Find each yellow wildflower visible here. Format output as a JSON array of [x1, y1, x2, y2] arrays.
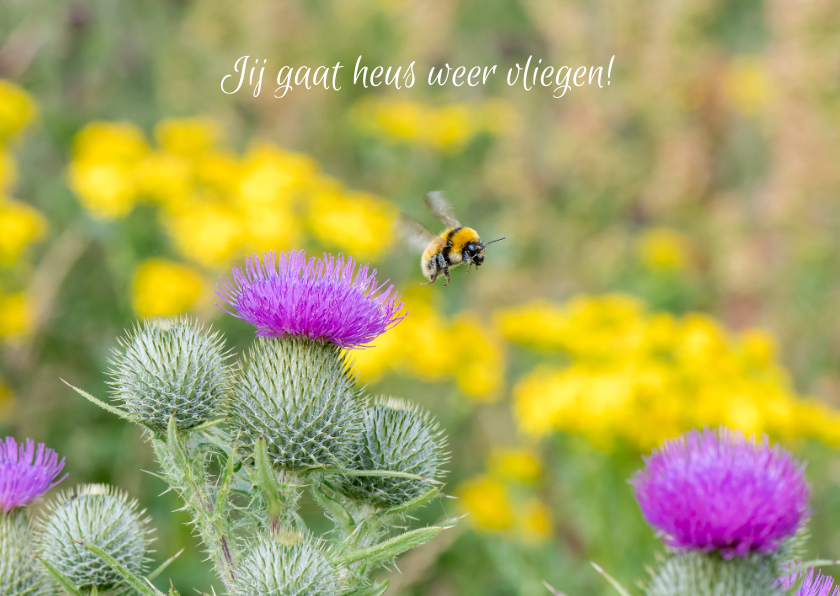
[[154, 117, 218, 158], [449, 313, 505, 402], [0, 80, 37, 142], [195, 151, 242, 196], [132, 259, 205, 318], [134, 152, 193, 208], [307, 188, 396, 260], [428, 103, 475, 150], [517, 499, 553, 544], [68, 160, 138, 219], [0, 292, 34, 338], [0, 197, 47, 265], [72, 121, 149, 164], [237, 142, 317, 207], [488, 448, 542, 483], [458, 476, 514, 531], [721, 56, 770, 116], [637, 228, 691, 272], [352, 291, 506, 400], [507, 295, 834, 450], [164, 199, 245, 268], [352, 97, 509, 152]]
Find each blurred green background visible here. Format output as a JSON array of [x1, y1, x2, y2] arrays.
[[3, 0, 840, 594]]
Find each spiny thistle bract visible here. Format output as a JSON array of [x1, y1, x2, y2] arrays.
[[39, 484, 150, 592], [233, 337, 365, 470], [232, 532, 341, 596], [109, 316, 232, 434], [0, 511, 48, 596], [338, 397, 448, 508], [645, 551, 792, 596]]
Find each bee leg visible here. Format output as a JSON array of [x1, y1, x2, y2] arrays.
[[420, 276, 437, 286], [442, 267, 451, 287], [466, 262, 473, 274]]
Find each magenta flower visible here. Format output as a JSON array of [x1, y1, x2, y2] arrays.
[[630, 427, 809, 559], [217, 250, 405, 349], [0, 437, 67, 513], [778, 565, 839, 596]]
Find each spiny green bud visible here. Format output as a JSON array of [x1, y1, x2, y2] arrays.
[[232, 532, 341, 596], [645, 550, 785, 596], [338, 397, 448, 508], [0, 510, 49, 596], [233, 337, 364, 470], [39, 484, 150, 592], [109, 316, 232, 434]]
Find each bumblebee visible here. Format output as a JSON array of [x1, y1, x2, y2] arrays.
[[397, 191, 505, 286]]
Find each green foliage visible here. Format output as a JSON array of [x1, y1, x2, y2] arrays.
[[338, 397, 448, 508], [232, 337, 364, 470], [0, 511, 49, 596], [109, 317, 232, 434], [39, 484, 150, 592], [232, 533, 341, 596]]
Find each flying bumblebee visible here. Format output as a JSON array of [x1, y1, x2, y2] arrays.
[[396, 191, 505, 286]]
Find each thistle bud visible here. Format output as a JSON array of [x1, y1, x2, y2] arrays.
[[232, 533, 340, 596], [338, 397, 448, 508], [110, 316, 231, 434], [233, 337, 364, 470], [0, 511, 48, 596], [645, 551, 784, 596], [39, 484, 150, 591]]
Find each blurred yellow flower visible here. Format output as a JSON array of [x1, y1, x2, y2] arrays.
[[458, 476, 514, 531], [154, 118, 218, 158], [0, 292, 34, 338], [307, 188, 396, 260], [135, 152, 193, 208], [352, 292, 506, 400], [68, 160, 138, 220], [488, 448, 542, 483], [637, 227, 691, 272], [132, 259, 205, 318], [0, 80, 37, 143], [0, 197, 47, 265], [72, 121, 149, 164], [722, 56, 770, 116], [517, 499, 553, 544], [352, 97, 515, 152], [238, 143, 317, 207], [449, 314, 505, 402], [164, 200, 245, 268], [503, 295, 840, 450]]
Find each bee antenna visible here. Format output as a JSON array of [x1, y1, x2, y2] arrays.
[[484, 237, 506, 246]]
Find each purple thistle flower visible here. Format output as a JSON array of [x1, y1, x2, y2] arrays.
[[217, 250, 406, 349], [778, 564, 840, 596], [630, 427, 810, 559], [0, 437, 67, 513]]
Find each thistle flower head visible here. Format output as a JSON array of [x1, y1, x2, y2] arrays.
[[232, 533, 341, 596], [109, 316, 232, 434], [338, 397, 449, 508], [217, 250, 405, 349], [778, 564, 840, 596], [39, 484, 150, 591], [631, 427, 809, 559], [0, 437, 66, 513]]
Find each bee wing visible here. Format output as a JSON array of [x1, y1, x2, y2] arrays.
[[424, 191, 461, 228], [395, 211, 438, 253]]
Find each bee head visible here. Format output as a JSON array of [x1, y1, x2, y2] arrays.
[[466, 242, 485, 265]]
